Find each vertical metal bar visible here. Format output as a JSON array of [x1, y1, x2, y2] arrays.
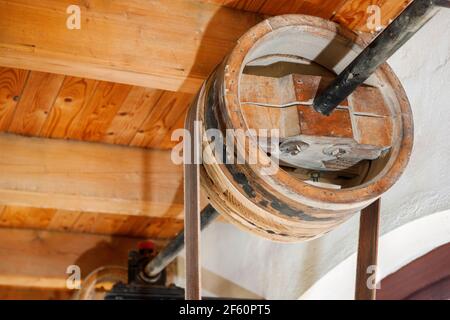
[[144, 205, 219, 278], [313, 0, 440, 115], [355, 198, 381, 300], [184, 99, 202, 300]]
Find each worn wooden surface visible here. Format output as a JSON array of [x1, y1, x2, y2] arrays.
[[0, 286, 73, 300], [0, 133, 184, 218], [198, 15, 412, 242], [0, 0, 414, 296], [334, 0, 411, 32], [0, 0, 263, 93], [207, 0, 410, 31], [0, 205, 184, 240], [184, 102, 202, 300], [355, 199, 380, 300], [240, 72, 392, 172], [207, 0, 347, 19], [0, 227, 142, 289], [0, 68, 193, 150], [0, 1, 410, 93]]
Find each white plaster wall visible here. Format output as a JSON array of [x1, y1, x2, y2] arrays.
[[300, 210, 450, 299], [193, 10, 450, 299]]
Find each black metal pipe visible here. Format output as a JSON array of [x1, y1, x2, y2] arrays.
[[436, 0, 450, 8], [313, 0, 441, 115], [144, 204, 220, 278]]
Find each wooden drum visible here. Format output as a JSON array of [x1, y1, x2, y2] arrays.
[[192, 15, 413, 242]]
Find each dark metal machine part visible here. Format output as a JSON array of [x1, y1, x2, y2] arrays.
[[313, 0, 444, 115], [106, 233, 246, 300], [105, 283, 246, 300], [106, 241, 185, 300], [105, 283, 186, 300]]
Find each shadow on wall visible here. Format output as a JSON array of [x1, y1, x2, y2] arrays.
[[74, 237, 136, 279]]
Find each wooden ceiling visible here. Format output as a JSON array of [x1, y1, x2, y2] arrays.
[[0, 0, 410, 297], [0, 68, 191, 150]]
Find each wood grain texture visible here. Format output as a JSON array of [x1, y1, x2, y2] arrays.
[[0, 68, 29, 130], [207, 0, 348, 18], [0, 205, 183, 240], [241, 104, 300, 138], [297, 105, 353, 138], [8, 71, 64, 135], [0, 285, 73, 300], [130, 91, 194, 149], [334, 0, 411, 32], [207, 0, 411, 32], [102, 87, 163, 145], [0, 69, 191, 150], [0, 227, 140, 289], [40, 76, 99, 139], [0, 133, 184, 218], [66, 81, 133, 142], [0, 0, 263, 93], [0, 1, 409, 95], [184, 103, 202, 300], [355, 198, 380, 300]]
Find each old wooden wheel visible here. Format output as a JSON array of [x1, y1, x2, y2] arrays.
[[191, 15, 413, 243]]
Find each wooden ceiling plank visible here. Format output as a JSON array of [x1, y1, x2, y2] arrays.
[[0, 0, 410, 95], [0, 133, 184, 218], [0, 0, 263, 93], [220, 0, 268, 12], [7, 71, 64, 136], [92, 214, 130, 236], [260, 0, 308, 16], [102, 87, 164, 146], [0, 285, 73, 300], [0, 67, 189, 150], [0, 206, 55, 229], [0, 68, 29, 131], [0, 205, 184, 239], [205, 0, 346, 19], [71, 213, 99, 234], [65, 81, 133, 142], [298, 0, 348, 19], [39, 76, 99, 139], [130, 91, 194, 149], [333, 0, 411, 32], [47, 209, 81, 232], [0, 227, 139, 289]]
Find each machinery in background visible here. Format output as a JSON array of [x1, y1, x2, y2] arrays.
[[105, 241, 185, 300]]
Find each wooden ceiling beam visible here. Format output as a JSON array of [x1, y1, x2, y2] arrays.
[[204, 0, 410, 32], [0, 1, 410, 94], [0, 227, 139, 289], [0, 0, 262, 93], [0, 206, 185, 240], [0, 133, 184, 218]]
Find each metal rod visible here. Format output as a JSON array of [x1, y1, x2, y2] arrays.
[[436, 0, 450, 8], [144, 204, 220, 278], [355, 199, 381, 300], [313, 0, 440, 115]]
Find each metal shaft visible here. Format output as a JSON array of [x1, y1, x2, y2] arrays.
[[144, 204, 220, 278], [313, 0, 441, 115]]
